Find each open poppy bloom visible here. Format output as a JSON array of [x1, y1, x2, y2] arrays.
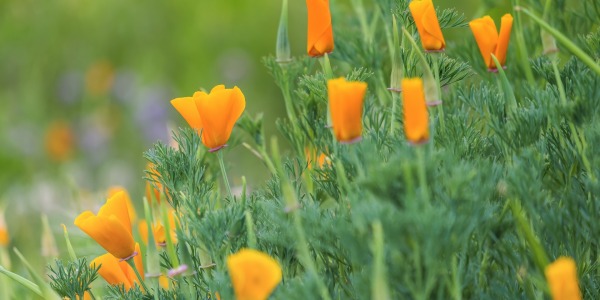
[[171, 85, 245, 152], [91, 243, 144, 291], [306, 0, 334, 57], [107, 186, 137, 222], [74, 191, 136, 260], [227, 249, 282, 300], [327, 78, 368, 144], [409, 0, 446, 51], [545, 257, 582, 300], [469, 14, 513, 71], [402, 78, 429, 144]]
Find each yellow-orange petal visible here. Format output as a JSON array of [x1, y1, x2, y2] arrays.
[[327, 78, 368, 143], [469, 16, 499, 69], [227, 249, 282, 300], [75, 212, 135, 259], [171, 94, 203, 130], [409, 0, 446, 51], [98, 191, 133, 235], [91, 253, 133, 290], [194, 86, 246, 150], [107, 186, 137, 223], [402, 78, 429, 143], [545, 257, 582, 300], [306, 0, 334, 57], [495, 14, 513, 68]]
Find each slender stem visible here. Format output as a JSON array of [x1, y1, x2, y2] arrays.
[[217, 151, 233, 200], [126, 259, 150, 294], [244, 210, 257, 249], [517, 6, 600, 76], [415, 146, 430, 206], [320, 53, 334, 79], [431, 54, 445, 131]]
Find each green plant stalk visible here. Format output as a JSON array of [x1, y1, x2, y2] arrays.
[[126, 258, 150, 294], [415, 146, 430, 206], [510, 0, 536, 85], [270, 137, 332, 300], [217, 150, 233, 200], [371, 221, 390, 300], [13, 248, 60, 299], [0, 265, 42, 297], [431, 53, 446, 131], [350, 0, 370, 45], [508, 198, 550, 273], [244, 210, 257, 249], [548, 55, 594, 180], [61, 224, 77, 261], [516, 6, 600, 76], [161, 202, 179, 268], [142, 199, 160, 300], [491, 54, 518, 114]]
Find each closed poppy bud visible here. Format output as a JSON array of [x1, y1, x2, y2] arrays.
[[227, 249, 282, 300], [194, 85, 246, 152], [409, 0, 446, 51], [327, 78, 368, 144], [469, 14, 513, 71], [74, 191, 136, 259], [545, 257, 582, 300], [306, 0, 334, 57], [402, 78, 429, 144]]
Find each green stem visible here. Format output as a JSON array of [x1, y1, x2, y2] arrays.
[[126, 258, 150, 294], [511, 0, 536, 85], [371, 221, 390, 300], [217, 151, 233, 200], [320, 53, 334, 79], [517, 6, 600, 76], [431, 54, 445, 131], [415, 146, 430, 206], [244, 211, 257, 249], [508, 198, 550, 272]]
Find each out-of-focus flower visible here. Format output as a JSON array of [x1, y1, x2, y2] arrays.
[[306, 0, 334, 57], [45, 121, 75, 162], [138, 210, 178, 246], [227, 249, 282, 300], [56, 71, 84, 104], [91, 243, 144, 291], [469, 14, 513, 71], [135, 86, 171, 143], [145, 163, 164, 204], [545, 257, 582, 300], [327, 78, 368, 144], [107, 186, 137, 222], [0, 208, 8, 247], [402, 78, 429, 144], [74, 191, 136, 259], [86, 60, 115, 96], [305, 147, 330, 169], [409, 0, 445, 51], [171, 85, 246, 152]]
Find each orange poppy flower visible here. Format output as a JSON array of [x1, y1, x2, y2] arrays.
[[469, 14, 513, 70], [545, 257, 582, 300], [402, 78, 429, 144], [107, 186, 137, 222], [45, 121, 75, 162], [306, 0, 334, 57], [327, 78, 368, 143], [0, 208, 8, 247], [409, 0, 446, 51], [74, 191, 136, 259], [91, 243, 144, 290], [138, 210, 178, 246], [171, 85, 245, 152], [227, 249, 282, 300], [145, 163, 164, 204]]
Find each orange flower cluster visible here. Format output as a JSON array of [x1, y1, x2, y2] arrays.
[[409, 0, 445, 51], [327, 78, 368, 144], [469, 14, 514, 71], [306, 0, 334, 57]]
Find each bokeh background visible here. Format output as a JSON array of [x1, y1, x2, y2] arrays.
[[0, 0, 495, 269]]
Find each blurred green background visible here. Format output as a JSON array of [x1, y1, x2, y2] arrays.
[[0, 0, 492, 269]]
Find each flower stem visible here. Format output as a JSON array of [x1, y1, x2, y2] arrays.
[[217, 150, 233, 200], [415, 146, 430, 206], [431, 53, 445, 131], [126, 258, 150, 294]]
